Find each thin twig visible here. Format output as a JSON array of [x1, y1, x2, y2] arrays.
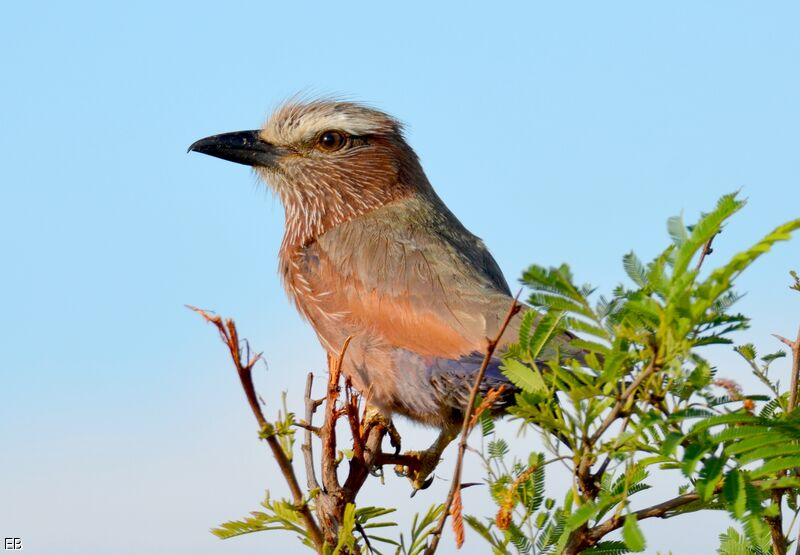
[[302, 373, 321, 492], [591, 416, 630, 486], [344, 377, 365, 461], [354, 521, 373, 553], [695, 232, 718, 272], [587, 361, 657, 447], [188, 306, 324, 552], [424, 294, 522, 555], [773, 325, 800, 412], [295, 421, 322, 435]]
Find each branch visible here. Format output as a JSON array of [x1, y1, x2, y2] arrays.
[[587, 360, 657, 447], [694, 232, 718, 272], [767, 489, 787, 555], [320, 338, 352, 494], [590, 416, 630, 489], [773, 325, 800, 412], [302, 373, 321, 493], [587, 490, 703, 543], [425, 294, 522, 555], [188, 306, 324, 552]]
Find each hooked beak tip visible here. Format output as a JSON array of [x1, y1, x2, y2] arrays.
[[188, 130, 278, 168]]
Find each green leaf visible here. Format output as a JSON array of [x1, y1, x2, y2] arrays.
[[697, 456, 726, 501], [517, 309, 536, 350], [673, 193, 744, 277], [622, 514, 646, 552], [566, 500, 598, 529], [750, 456, 800, 479], [622, 251, 648, 288], [736, 443, 800, 466], [501, 358, 546, 395], [717, 527, 750, 555], [528, 310, 566, 360], [698, 216, 800, 314], [661, 431, 683, 457], [667, 214, 689, 248], [722, 470, 747, 519], [479, 406, 495, 437], [582, 540, 632, 554], [332, 503, 356, 555]]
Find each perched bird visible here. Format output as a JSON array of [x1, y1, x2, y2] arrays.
[[189, 100, 578, 489]]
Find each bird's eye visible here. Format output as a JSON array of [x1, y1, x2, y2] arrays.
[[317, 130, 347, 151]]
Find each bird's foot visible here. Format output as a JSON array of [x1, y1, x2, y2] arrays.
[[361, 407, 402, 476], [393, 449, 439, 494], [393, 428, 457, 495]]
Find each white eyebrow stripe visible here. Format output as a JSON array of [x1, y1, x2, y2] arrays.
[[260, 100, 402, 146], [283, 113, 384, 143]]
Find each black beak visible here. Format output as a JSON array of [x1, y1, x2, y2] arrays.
[[188, 130, 280, 167]]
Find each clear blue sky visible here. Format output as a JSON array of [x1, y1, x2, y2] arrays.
[[2, 2, 799, 553]]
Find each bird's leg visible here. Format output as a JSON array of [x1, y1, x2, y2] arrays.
[[394, 427, 458, 495], [361, 406, 402, 476]]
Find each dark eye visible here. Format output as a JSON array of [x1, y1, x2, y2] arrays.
[[317, 130, 347, 151]]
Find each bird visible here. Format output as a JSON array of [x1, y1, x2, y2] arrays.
[[189, 99, 579, 490]]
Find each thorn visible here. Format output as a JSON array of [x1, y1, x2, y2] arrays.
[[773, 333, 795, 348]]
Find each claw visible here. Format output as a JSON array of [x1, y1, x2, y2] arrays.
[[387, 423, 402, 455], [370, 465, 384, 478], [410, 476, 435, 497], [394, 464, 408, 478], [394, 427, 459, 494]]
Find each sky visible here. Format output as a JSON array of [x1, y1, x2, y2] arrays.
[[1, 1, 799, 553]]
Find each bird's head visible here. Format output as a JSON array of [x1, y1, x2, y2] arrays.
[[190, 100, 429, 245]]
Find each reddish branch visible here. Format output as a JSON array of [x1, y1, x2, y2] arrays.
[[193, 308, 398, 551], [188, 306, 324, 552], [425, 295, 522, 555]]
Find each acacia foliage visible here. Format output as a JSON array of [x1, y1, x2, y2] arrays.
[[471, 193, 800, 554]]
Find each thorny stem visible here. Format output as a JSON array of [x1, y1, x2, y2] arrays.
[[189, 306, 324, 552], [424, 294, 522, 555], [315, 337, 394, 547], [320, 340, 351, 495]]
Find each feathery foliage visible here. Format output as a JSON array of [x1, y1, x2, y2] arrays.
[[468, 193, 800, 554]]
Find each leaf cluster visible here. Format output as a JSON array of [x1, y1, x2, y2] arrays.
[[475, 193, 800, 553]]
